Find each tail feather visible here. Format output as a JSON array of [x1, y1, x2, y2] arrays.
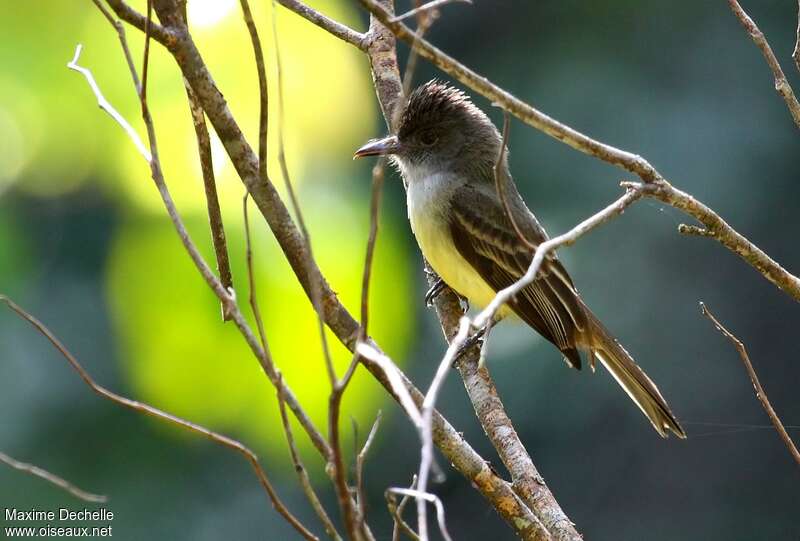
[[586, 315, 686, 439]]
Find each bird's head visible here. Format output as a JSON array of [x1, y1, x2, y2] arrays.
[[354, 80, 502, 179]]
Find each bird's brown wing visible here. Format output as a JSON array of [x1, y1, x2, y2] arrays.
[[448, 186, 589, 369]]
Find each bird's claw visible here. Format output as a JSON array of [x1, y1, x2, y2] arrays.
[[452, 325, 488, 367], [424, 277, 447, 307]]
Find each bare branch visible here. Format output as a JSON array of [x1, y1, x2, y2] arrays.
[[243, 195, 269, 350], [415, 317, 468, 540], [388, 488, 452, 541], [388, 477, 419, 541], [727, 0, 800, 129], [238, 0, 269, 182], [633, 180, 800, 303], [274, 0, 368, 50], [0, 450, 107, 504], [277, 380, 343, 541], [436, 188, 644, 541], [794, 0, 800, 74], [390, 0, 471, 23], [700, 303, 800, 467], [0, 296, 317, 541], [184, 78, 235, 321], [356, 344, 423, 428], [67, 44, 151, 162], [356, 411, 382, 527], [103, 0, 175, 46], [365, 0, 405, 129]]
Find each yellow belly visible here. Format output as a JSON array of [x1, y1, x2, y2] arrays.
[[409, 200, 510, 317]]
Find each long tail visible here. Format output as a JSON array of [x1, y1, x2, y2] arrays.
[[585, 312, 686, 439]]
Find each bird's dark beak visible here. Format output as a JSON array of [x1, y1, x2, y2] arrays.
[[353, 135, 400, 159]]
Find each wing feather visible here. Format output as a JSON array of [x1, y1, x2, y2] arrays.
[[448, 185, 588, 368]]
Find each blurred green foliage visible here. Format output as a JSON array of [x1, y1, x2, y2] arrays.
[[0, 0, 413, 454]]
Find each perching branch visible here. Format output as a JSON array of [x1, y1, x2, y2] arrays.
[[727, 0, 800, 129], [0, 296, 317, 541], [700, 303, 800, 467], [0, 450, 107, 504]]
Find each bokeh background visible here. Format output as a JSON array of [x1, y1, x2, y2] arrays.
[[1, 1, 799, 539]]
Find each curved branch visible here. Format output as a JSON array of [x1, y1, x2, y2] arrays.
[[0, 450, 107, 504], [0, 296, 318, 541], [634, 181, 800, 303], [700, 303, 800, 467], [727, 0, 800, 129]]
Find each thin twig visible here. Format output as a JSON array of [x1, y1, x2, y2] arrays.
[[177, 1, 234, 321], [394, 2, 437, 131], [184, 78, 235, 320], [0, 296, 317, 541], [390, 0, 470, 23], [103, 0, 175, 46], [275, 0, 368, 49], [0, 450, 107, 503], [631, 180, 800, 303], [794, 0, 800, 75], [238, 0, 269, 181], [388, 488, 452, 541], [356, 411, 382, 527], [67, 45, 150, 162], [277, 379, 343, 541], [700, 303, 800, 467], [728, 0, 800, 129], [356, 344, 424, 428], [415, 316, 469, 541], [388, 477, 419, 541], [243, 195, 269, 351]]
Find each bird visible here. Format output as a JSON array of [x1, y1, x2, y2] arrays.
[[354, 80, 685, 439]]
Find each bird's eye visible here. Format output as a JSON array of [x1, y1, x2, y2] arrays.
[[418, 130, 438, 146]]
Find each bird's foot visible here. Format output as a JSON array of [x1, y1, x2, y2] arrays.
[[424, 277, 447, 307], [452, 325, 487, 367]]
